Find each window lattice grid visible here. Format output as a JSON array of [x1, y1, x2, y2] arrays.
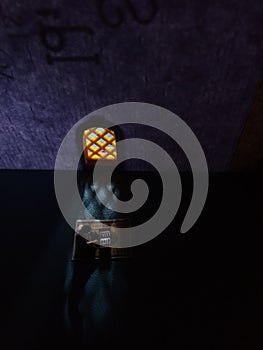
[[83, 127, 117, 161]]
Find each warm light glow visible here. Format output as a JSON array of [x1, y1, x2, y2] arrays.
[[83, 127, 117, 161]]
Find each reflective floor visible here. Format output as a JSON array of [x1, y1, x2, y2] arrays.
[[1, 170, 262, 349]]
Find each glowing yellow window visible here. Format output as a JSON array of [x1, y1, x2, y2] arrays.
[[83, 127, 117, 161]]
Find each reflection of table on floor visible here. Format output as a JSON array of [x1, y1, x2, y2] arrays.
[[0, 170, 262, 349], [72, 219, 132, 260]]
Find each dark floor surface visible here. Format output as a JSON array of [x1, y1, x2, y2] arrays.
[[0, 170, 262, 349]]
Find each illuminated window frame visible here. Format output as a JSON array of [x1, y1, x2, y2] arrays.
[[83, 127, 117, 162]]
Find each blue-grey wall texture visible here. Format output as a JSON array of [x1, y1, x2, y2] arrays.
[[0, 0, 262, 170]]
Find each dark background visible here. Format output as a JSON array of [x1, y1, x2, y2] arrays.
[[0, 0, 263, 171], [1, 1, 263, 349]]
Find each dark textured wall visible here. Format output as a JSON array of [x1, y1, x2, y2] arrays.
[[0, 0, 263, 170]]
